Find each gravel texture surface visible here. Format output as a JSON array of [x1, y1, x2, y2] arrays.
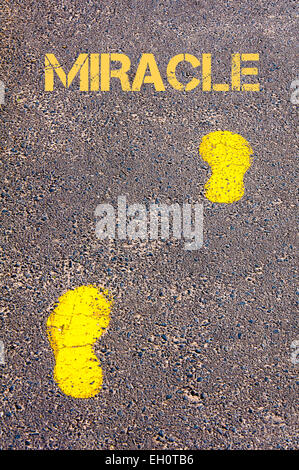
[[0, 0, 298, 450]]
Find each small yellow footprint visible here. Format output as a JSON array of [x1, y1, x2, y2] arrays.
[[199, 131, 253, 203], [47, 285, 113, 398]]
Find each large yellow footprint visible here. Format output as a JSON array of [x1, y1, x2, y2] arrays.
[[199, 131, 253, 203], [47, 285, 113, 398]]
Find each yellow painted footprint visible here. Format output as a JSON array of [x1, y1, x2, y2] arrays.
[[47, 285, 113, 398], [199, 131, 253, 203]]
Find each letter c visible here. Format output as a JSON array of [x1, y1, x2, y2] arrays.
[[167, 54, 200, 91]]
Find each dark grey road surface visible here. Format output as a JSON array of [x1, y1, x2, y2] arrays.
[[0, 0, 298, 450]]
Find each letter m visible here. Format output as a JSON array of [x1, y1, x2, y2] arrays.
[[45, 54, 89, 91], [150, 203, 181, 240]]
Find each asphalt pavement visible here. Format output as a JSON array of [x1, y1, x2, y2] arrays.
[[0, 0, 298, 450]]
